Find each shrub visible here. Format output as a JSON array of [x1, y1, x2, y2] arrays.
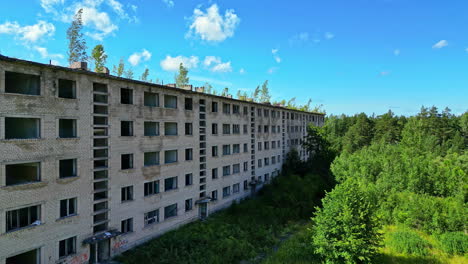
[[438, 232, 468, 255], [388, 230, 430, 256]]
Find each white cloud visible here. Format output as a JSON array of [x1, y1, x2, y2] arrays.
[[289, 32, 309, 45], [272, 48, 281, 63], [0, 20, 55, 43], [433, 40, 448, 49], [465, 48, 468, 53], [81, 6, 119, 40], [211, 61, 232, 73], [128, 49, 152, 66], [130, 4, 137, 12], [203, 56, 221, 66], [394, 49, 400, 56], [40, 0, 64, 14], [239, 68, 245, 74], [186, 4, 240, 42], [50, 59, 61, 66], [162, 0, 174, 8], [160, 55, 199, 71], [34, 46, 64, 59], [325, 32, 334, 39]]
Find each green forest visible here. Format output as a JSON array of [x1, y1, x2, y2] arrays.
[[117, 107, 467, 264]]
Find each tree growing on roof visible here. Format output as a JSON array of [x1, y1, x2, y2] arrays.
[[91, 44, 107, 73], [175, 63, 189, 88], [67, 9, 88, 65]]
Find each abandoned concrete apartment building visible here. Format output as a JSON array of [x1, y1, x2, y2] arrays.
[[0, 55, 324, 264]]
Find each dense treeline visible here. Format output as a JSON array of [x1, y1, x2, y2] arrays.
[[308, 107, 467, 263]]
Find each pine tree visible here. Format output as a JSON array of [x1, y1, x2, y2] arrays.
[[141, 68, 150, 81], [67, 9, 88, 65], [253, 85, 261, 102], [125, 68, 134, 79], [259, 80, 271, 102], [175, 63, 189, 87], [91, 44, 107, 73], [112, 58, 125, 77]]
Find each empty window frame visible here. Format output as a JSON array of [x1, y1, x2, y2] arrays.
[[264, 157, 270, 166], [212, 123, 218, 134], [233, 183, 240, 193], [121, 121, 133, 136], [164, 203, 178, 219], [185, 98, 193, 110], [5, 71, 40, 95], [222, 165, 231, 176], [144, 122, 159, 136], [6, 162, 41, 185], [212, 146, 218, 157], [185, 148, 193, 161], [58, 79, 76, 99], [222, 186, 231, 198], [144, 209, 159, 226], [233, 163, 240, 174], [233, 124, 240, 134], [243, 161, 248, 171], [164, 122, 178, 136], [164, 95, 177, 108], [185, 123, 193, 135], [212, 168, 218, 179], [185, 199, 193, 211], [211, 190, 218, 200], [223, 103, 230, 114], [244, 180, 248, 190], [212, 101, 218, 112], [233, 105, 240, 114], [185, 173, 193, 186], [59, 159, 77, 178], [222, 124, 230, 135], [144, 180, 160, 196], [6, 205, 41, 232], [121, 218, 133, 233], [233, 144, 240, 154], [222, 145, 231, 155], [121, 88, 133, 104], [59, 119, 77, 138], [243, 124, 248, 134], [164, 176, 178, 191], [121, 186, 133, 202], [144, 92, 159, 107], [164, 150, 178, 164], [60, 198, 77, 218], [59, 236, 76, 258], [243, 143, 248, 152], [144, 152, 160, 166], [121, 154, 133, 170], [5, 117, 40, 139]]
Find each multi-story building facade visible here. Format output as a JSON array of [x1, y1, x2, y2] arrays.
[[0, 55, 324, 264]]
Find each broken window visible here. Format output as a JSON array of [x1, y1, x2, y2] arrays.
[[121, 121, 133, 136], [212, 146, 218, 157], [222, 145, 231, 155], [212, 101, 218, 112], [164, 203, 178, 219], [223, 103, 230, 114], [164, 95, 177, 108], [144, 92, 159, 107], [5, 71, 40, 95], [121, 88, 133, 104], [222, 165, 231, 176], [59, 119, 77, 138], [185, 148, 193, 161], [233, 105, 240, 114], [57, 79, 76, 99], [164, 122, 178, 136], [121, 186, 133, 201], [185, 97, 193, 110], [121, 154, 133, 170], [222, 124, 230, 135], [233, 124, 240, 134], [144, 209, 159, 226], [233, 144, 240, 154], [185, 123, 193, 135], [59, 159, 77, 178], [233, 183, 240, 193], [164, 150, 178, 164], [59, 197, 77, 218], [243, 106, 248, 115], [6, 205, 41, 232], [212, 168, 218, 179], [144, 180, 160, 196], [244, 143, 248, 152], [233, 164, 240, 174], [6, 162, 40, 186], [212, 123, 218, 134], [211, 190, 218, 200], [243, 124, 248, 134], [185, 173, 193, 186], [121, 218, 133, 233], [185, 199, 193, 211], [144, 152, 159, 166], [244, 180, 248, 190], [144, 122, 159, 136], [222, 186, 231, 198], [5, 117, 40, 139], [243, 161, 248, 171], [164, 176, 178, 191], [6, 248, 40, 264]]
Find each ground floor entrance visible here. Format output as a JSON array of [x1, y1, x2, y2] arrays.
[[199, 203, 208, 219], [89, 239, 110, 264], [6, 248, 40, 264]]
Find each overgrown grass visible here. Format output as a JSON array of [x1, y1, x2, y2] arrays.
[[115, 172, 331, 264], [387, 229, 431, 256]]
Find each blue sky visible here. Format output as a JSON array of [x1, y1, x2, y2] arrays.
[[0, 0, 467, 115]]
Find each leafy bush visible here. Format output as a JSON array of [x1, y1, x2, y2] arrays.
[[311, 179, 382, 263], [438, 232, 468, 255], [388, 230, 430, 256]]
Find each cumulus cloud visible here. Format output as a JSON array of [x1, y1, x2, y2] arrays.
[[186, 4, 240, 42], [433, 40, 448, 49], [128, 49, 152, 66], [162, 0, 174, 8], [211, 61, 232, 73], [272, 48, 281, 63], [394, 49, 400, 56], [81, 7, 119, 40], [325, 32, 334, 39], [202, 56, 232, 72], [34, 46, 64, 59], [160, 55, 200, 71], [0, 20, 55, 43]]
